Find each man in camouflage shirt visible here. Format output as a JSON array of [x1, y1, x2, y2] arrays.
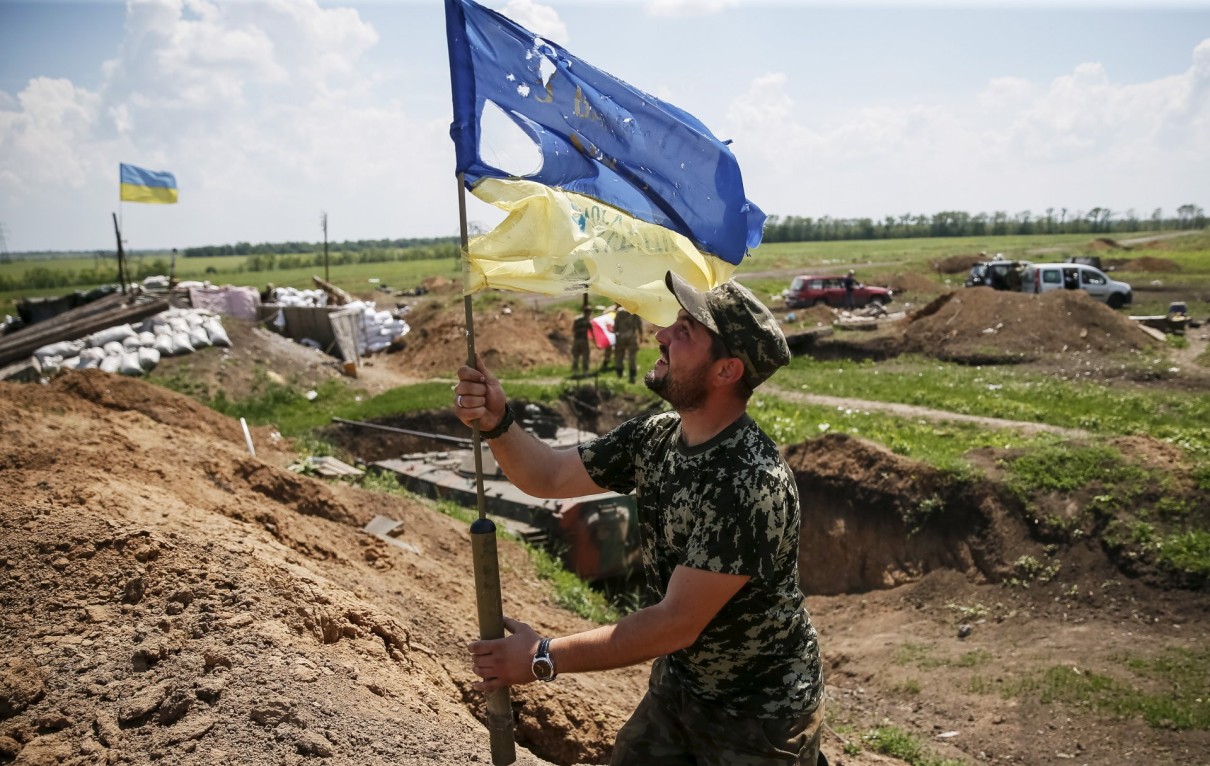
[[455, 271, 825, 765], [612, 306, 642, 383], [571, 306, 592, 375]]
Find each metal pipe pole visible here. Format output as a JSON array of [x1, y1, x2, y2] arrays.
[[111, 213, 127, 296], [457, 173, 516, 765]]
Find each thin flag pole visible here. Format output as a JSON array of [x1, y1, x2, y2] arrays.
[[457, 172, 517, 765], [111, 213, 127, 297]]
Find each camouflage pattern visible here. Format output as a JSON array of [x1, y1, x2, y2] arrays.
[[611, 659, 825, 765], [580, 411, 824, 719], [664, 271, 790, 389], [612, 309, 641, 380], [571, 313, 592, 374]]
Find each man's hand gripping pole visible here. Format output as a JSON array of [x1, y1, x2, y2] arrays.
[[459, 172, 516, 764]]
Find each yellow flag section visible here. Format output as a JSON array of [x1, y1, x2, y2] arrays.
[[464, 178, 736, 328]]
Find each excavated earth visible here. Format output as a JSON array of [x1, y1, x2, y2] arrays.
[[2, 283, 1209, 766]]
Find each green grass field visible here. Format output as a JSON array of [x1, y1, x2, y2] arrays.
[[6, 229, 1208, 319]]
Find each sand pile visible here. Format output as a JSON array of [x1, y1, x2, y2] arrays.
[[900, 287, 1159, 362]]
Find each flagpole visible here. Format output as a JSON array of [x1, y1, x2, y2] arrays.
[[458, 172, 517, 766], [112, 212, 127, 297]]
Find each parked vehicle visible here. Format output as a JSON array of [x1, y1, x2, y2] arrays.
[[964, 258, 1029, 291], [782, 275, 893, 309], [1020, 263, 1133, 308]]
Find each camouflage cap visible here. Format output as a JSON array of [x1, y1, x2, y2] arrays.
[[664, 271, 791, 389]]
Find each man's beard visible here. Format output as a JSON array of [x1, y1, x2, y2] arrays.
[[644, 354, 712, 411]]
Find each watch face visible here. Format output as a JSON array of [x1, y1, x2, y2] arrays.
[[532, 657, 555, 681]]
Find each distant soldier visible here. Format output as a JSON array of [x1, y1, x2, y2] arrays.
[[571, 307, 592, 375], [613, 307, 642, 383]]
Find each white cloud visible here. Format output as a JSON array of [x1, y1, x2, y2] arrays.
[[501, 0, 568, 46], [724, 37, 1210, 219], [645, 0, 741, 17], [0, 0, 449, 250], [0, 78, 100, 191]]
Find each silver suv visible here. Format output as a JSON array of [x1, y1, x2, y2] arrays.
[[1020, 263, 1133, 308]]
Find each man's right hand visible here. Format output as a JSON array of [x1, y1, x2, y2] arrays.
[[454, 353, 508, 433]]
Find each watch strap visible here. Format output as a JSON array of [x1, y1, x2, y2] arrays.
[[533, 637, 557, 682], [480, 402, 515, 440]]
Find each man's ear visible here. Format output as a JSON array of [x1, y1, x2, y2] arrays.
[[712, 357, 745, 387]]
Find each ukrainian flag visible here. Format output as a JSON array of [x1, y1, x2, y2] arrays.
[[120, 163, 178, 204], [445, 0, 763, 326]]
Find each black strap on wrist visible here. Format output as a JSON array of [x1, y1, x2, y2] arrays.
[[480, 402, 515, 440]]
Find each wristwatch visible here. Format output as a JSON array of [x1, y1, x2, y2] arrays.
[[531, 637, 557, 682]]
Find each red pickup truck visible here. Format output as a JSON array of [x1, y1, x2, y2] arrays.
[[782, 275, 893, 309]]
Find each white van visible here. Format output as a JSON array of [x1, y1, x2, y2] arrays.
[[1020, 263, 1133, 308]]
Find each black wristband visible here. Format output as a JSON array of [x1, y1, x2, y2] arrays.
[[480, 402, 515, 440]]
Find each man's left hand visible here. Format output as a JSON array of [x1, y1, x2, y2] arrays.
[[467, 616, 541, 691]]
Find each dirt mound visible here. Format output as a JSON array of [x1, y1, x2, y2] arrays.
[[933, 253, 983, 274], [1090, 237, 1129, 251], [381, 299, 570, 378], [886, 272, 940, 296], [899, 287, 1158, 362], [1113, 256, 1182, 273], [0, 374, 647, 766], [783, 303, 836, 327]]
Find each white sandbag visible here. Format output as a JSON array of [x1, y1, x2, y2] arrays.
[[87, 324, 136, 347], [153, 334, 174, 356], [204, 317, 231, 347], [119, 351, 143, 376], [168, 317, 190, 334], [37, 354, 63, 376], [34, 339, 85, 361], [99, 354, 122, 374], [189, 325, 211, 349], [60, 356, 82, 371], [137, 346, 161, 371], [171, 332, 195, 355], [138, 331, 156, 347], [185, 311, 206, 328], [103, 341, 125, 356], [122, 335, 142, 350]]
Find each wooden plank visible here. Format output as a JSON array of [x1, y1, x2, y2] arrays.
[[0, 297, 170, 367]]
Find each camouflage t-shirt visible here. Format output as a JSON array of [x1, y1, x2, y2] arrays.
[[578, 411, 823, 717], [614, 310, 639, 344]]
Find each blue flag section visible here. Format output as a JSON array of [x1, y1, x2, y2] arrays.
[[120, 163, 178, 204], [445, 0, 764, 265]]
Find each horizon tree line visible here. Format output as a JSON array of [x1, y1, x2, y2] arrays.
[[762, 204, 1206, 243]]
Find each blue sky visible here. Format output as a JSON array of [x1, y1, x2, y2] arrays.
[[0, 0, 1207, 254]]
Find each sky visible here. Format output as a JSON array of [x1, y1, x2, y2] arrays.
[[0, 0, 1208, 254]]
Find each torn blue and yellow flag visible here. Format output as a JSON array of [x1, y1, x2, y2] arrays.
[[445, 0, 764, 326], [120, 163, 178, 204]]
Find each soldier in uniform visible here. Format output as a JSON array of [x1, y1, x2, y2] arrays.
[[612, 306, 642, 383], [570, 307, 592, 375], [454, 271, 825, 766]]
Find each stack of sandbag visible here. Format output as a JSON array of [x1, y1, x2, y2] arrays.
[[341, 300, 410, 354], [31, 308, 231, 378], [272, 287, 328, 307]]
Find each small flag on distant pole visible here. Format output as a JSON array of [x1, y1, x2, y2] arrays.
[[120, 163, 178, 204]]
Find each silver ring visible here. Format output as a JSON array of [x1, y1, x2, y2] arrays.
[[457, 395, 463, 408]]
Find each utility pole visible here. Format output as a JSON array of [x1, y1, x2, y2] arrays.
[[0, 222, 10, 264], [321, 212, 329, 282]]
